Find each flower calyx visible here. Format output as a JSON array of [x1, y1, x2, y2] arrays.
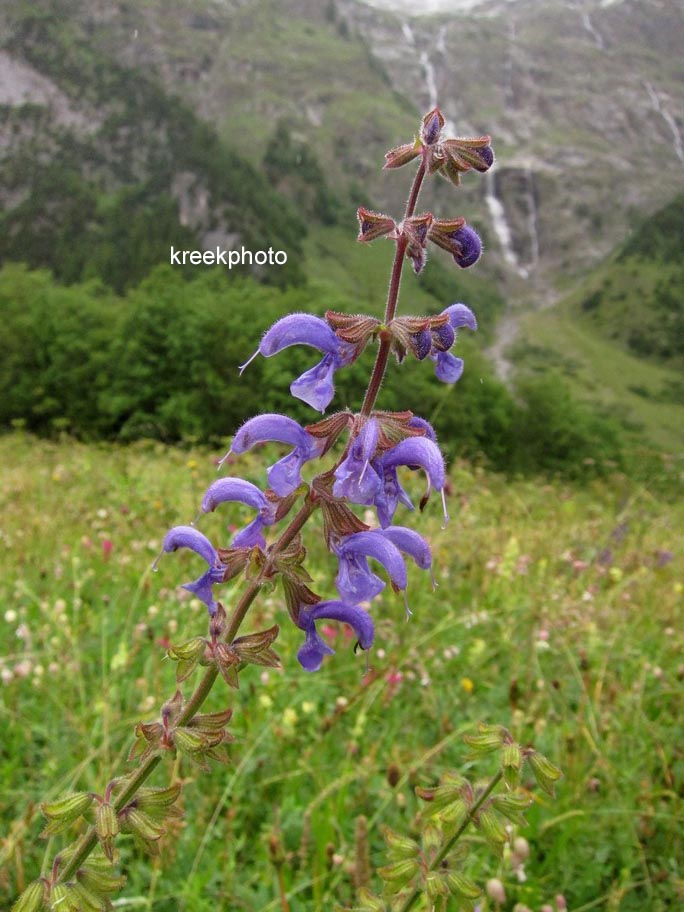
[[356, 207, 397, 242], [305, 409, 354, 457]]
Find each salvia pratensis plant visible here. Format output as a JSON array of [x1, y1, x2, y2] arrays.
[[13, 108, 561, 911]]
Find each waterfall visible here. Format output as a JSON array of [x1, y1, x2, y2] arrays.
[[420, 50, 438, 110], [401, 21, 415, 46], [484, 171, 527, 278], [645, 81, 684, 164], [524, 166, 540, 267], [579, 7, 604, 49]]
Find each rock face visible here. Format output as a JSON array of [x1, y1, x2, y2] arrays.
[[1, 0, 682, 291], [338, 0, 684, 286]]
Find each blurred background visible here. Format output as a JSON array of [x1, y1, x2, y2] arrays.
[[1, 0, 683, 469], [1, 1, 683, 910]]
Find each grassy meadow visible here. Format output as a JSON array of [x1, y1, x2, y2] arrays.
[[1, 433, 683, 910]]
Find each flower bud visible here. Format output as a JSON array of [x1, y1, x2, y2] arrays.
[[377, 858, 419, 889], [527, 750, 563, 796], [486, 877, 507, 904], [10, 879, 46, 912], [513, 835, 530, 860], [40, 792, 94, 836], [444, 871, 481, 900], [95, 802, 120, 860]]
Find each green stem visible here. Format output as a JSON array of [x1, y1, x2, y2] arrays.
[[51, 151, 426, 896], [56, 502, 316, 885], [397, 771, 503, 912]]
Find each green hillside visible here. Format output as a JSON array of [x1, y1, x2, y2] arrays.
[[514, 194, 684, 454]]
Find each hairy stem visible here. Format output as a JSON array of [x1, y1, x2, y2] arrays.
[[56, 501, 316, 885], [49, 153, 425, 897], [398, 771, 503, 912], [361, 159, 427, 417]]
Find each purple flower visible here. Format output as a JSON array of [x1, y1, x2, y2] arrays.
[[408, 415, 438, 443], [158, 526, 224, 615], [375, 437, 448, 528], [239, 313, 353, 412], [332, 418, 382, 504], [429, 302, 477, 384], [381, 526, 437, 592], [223, 414, 324, 496], [431, 352, 464, 384], [443, 302, 478, 332], [335, 530, 408, 612], [448, 225, 482, 268], [198, 478, 277, 549], [296, 600, 375, 672]]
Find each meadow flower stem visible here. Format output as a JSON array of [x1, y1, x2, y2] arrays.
[[360, 159, 426, 416], [55, 500, 318, 886], [397, 770, 504, 912]]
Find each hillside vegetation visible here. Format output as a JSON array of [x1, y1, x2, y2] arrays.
[[514, 195, 684, 455], [0, 434, 682, 909]]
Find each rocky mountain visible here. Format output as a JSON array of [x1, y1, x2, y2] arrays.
[[1, 0, 682, 295]]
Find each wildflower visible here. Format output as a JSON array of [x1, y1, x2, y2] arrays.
[[334, 530, 408, 609], [374, 437, 448, 527], [428, 219, 482, 268], [224, 414, 324, 495], [296, 600, 374, 672], [428, 301, 477, 383], [197, 477, 277, 549], [239, 314, 354, 412], [332, 418, 382, 504], [158, 526, 224, 615]]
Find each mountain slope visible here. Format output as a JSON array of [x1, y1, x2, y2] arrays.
[[513, 194, 684, 452]]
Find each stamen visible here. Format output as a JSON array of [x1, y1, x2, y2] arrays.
[[441, 488, 450, 529], [430, 567, 438, 591], [190, 509, 202, 527], [238, 348, 259, 376], [403, 589, 412, 620], [151, 548, 164, 572], [216, 448, 232, 472]]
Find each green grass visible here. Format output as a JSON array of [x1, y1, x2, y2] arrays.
[[1, 434, 683, 910], [515, 301, 684, 454]]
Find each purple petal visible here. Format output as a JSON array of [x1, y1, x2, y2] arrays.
[[381, 438, 446, 493], [333, 419, 382, 504], [442, 302, 477, 331], [296, 600, 375, 671], [381, 526, 432, 571], [408, 416, 438, 443], [309, 601, 375, 650], [267, 448, 307, 496], [411, 328, 432, 361], [182, 567, 225, 616], [450, 226, 482, 268], [231, 414, 315, 454], [431, 322, 455, 352], [432, 352, 464, 384], [337, 531, 407, 591], [232, 517, 267, 549], [290, 352, 339, 413], [297, 625, 335, 672], [259, 314, 340, 359], [162, 526, 219, 568], [374, 464, 414, 529], [336, 552, 385, 604], [201, 478, 268, 514]]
